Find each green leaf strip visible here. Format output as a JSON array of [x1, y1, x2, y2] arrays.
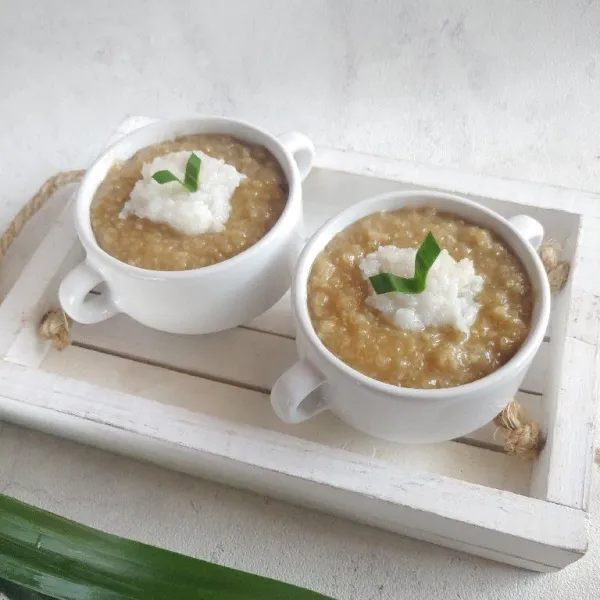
[[151, 153, 202, 193], [151, 170, 184, 186], [183, 152, 202, 193], [369, 231, 442, 295], [0, 494, 335, 600]]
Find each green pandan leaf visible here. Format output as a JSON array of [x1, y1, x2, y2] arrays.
[[0, 577, 54, 600], [0, 494, 335, 600]]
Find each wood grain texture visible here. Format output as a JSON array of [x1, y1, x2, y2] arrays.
[[0, 207, 78, 362], [315, 147, 600, 218], [69, 315, 550, 397], [40, 344, 534, 494], [0, 360, 586, 572], [529, 216, 600, 509]]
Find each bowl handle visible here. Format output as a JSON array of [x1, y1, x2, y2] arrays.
[[59, 260, 121, 324], [277, 132, 315, 181], [271, 360, 327, 424], [509, 215, 544, 250]]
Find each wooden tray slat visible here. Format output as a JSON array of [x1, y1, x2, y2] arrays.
[[39, 345, 533, 494], [301, 168, 580, 244], [71, 313, 550, 396], [0, 356, 586, 573]]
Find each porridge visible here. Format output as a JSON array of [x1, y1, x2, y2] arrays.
[[308, 207, 533, 389], [91, 134, 287, 270]]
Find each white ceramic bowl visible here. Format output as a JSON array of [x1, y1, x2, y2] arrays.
[[270, 191, 551, 443], [59, 117, 314, 334]]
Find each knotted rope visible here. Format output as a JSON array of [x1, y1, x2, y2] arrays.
[[492, 238, 570, 458], [0, 172, 83, 348]]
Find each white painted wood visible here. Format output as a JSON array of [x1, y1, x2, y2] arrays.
[[302, 167, 580, 244], [529, 216, 600, 509], [0, 360, 586, 572], [0, 118, 145, 369], [315, 147, 600, 219], [0, 115, 596, 571], [40, 344, 533, 493], [69, 314, 545, 452], [246, 292, 295, 337], [0, 393, 579, 573], [0, 205, 78, 362], [3, 244, 83, 369], [69, 314, 550, 397]]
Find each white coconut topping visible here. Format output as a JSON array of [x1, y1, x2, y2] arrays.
[[121, 150, 246, 235], [359, 245, 484, 333]]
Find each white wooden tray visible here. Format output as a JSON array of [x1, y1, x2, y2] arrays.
[[0, 117, 597, 572]]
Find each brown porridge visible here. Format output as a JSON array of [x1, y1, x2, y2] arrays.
[[308, 207, 533, 389], [91, 134, 287, 270]]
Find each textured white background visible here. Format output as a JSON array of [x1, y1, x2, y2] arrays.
[[1, 1, 600, 598]]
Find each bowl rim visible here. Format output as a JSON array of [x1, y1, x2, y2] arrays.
[[76, 116, 300, 280], [292, 189, 552, 400]]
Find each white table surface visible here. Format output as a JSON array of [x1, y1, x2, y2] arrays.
[[2, 1, 600, 598]]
